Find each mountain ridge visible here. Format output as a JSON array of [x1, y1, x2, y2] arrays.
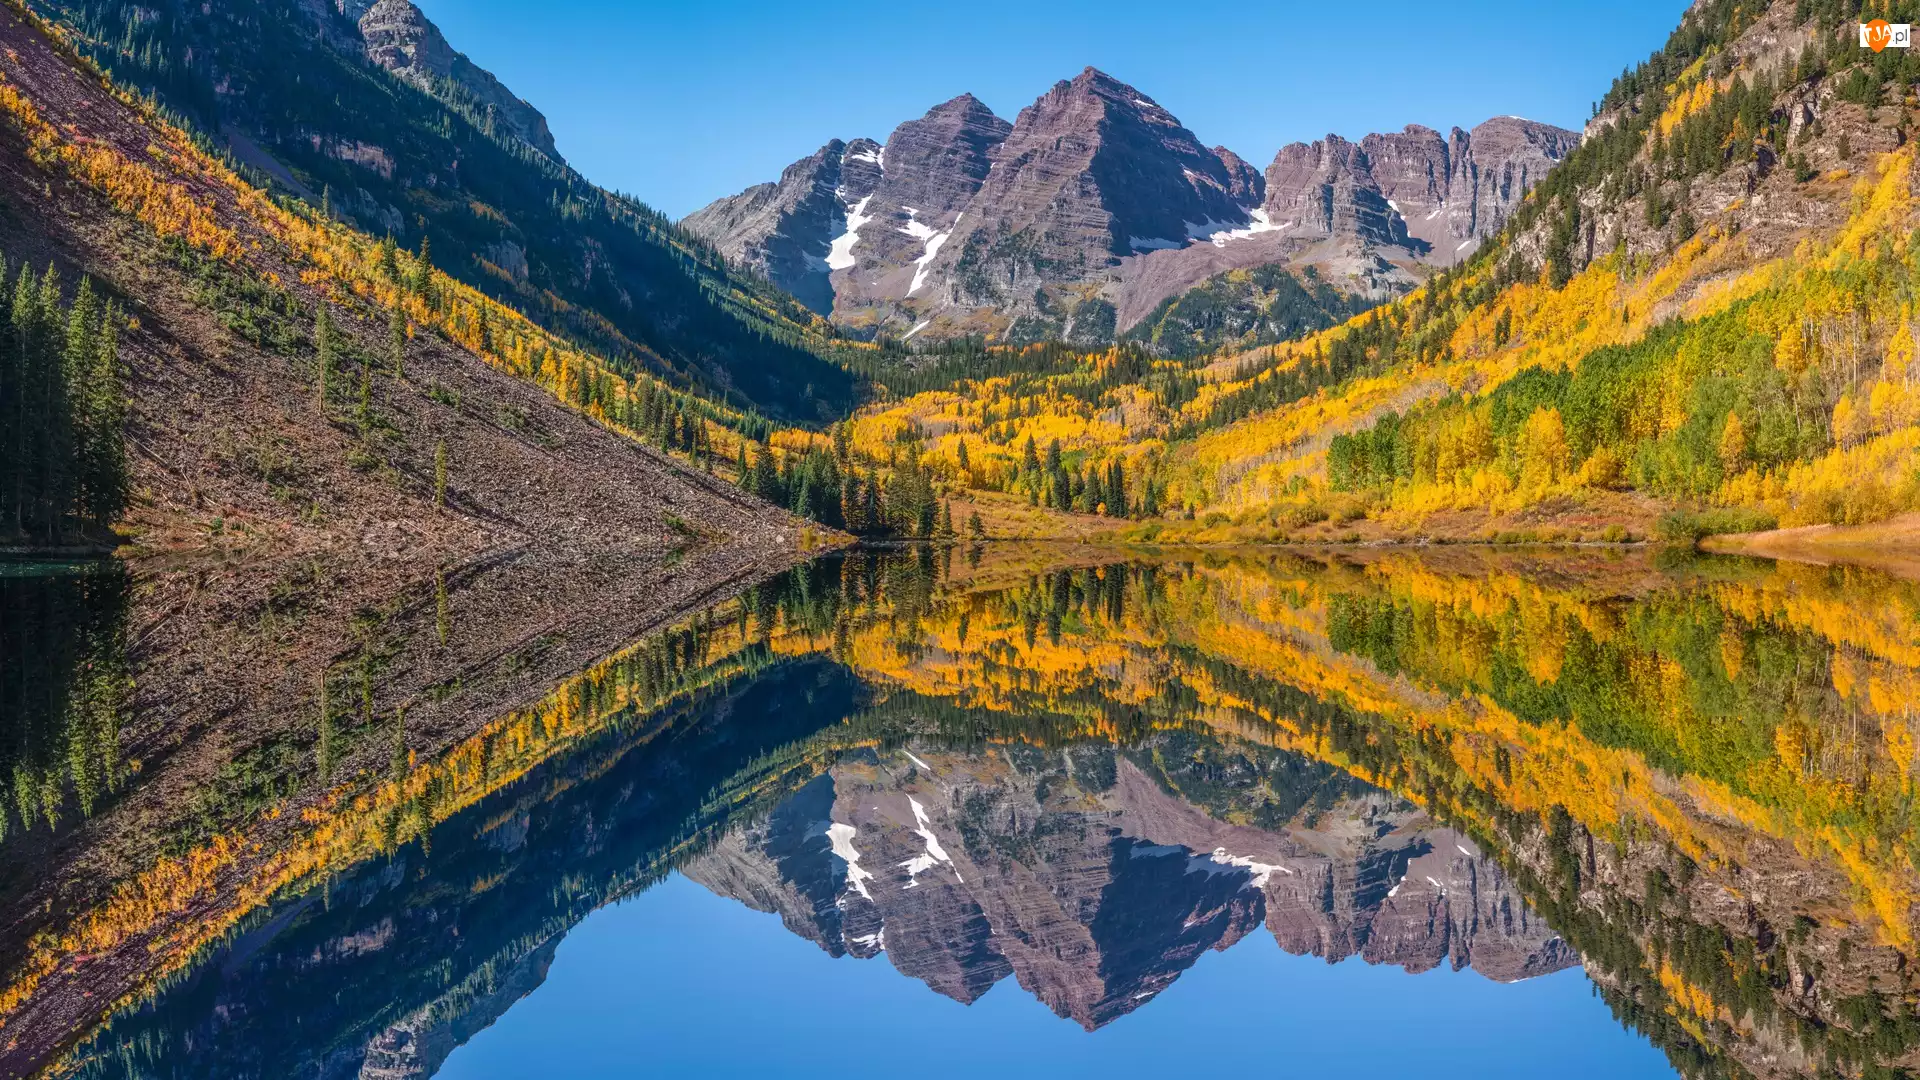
[[683, 68, 1579, 348]]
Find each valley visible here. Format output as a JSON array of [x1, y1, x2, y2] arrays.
[[2, 0, 1920, 1077]]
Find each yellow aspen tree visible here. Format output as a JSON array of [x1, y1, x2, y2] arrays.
[[1719, 412, 1749, 473], [1833, 394, 1869, 448], [1519, 407, 1570, 492]]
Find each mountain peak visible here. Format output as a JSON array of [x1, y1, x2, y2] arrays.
[[1067, 66, 1154, 106], [932, 92, 991, 113], [685, 72, 1580, 345], [353, 0, 560, 160]]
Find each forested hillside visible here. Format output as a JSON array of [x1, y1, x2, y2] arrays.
[[0, 0, 817, 561], [27, 0, 856, 422], [767, 0, 1920, 547], [15, 0, 1920, 553]]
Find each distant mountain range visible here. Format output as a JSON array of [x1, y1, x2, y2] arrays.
[[683, 68, 1579, 346]]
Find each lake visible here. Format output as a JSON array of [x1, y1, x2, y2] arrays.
[[6, 544, 1920, 1078]]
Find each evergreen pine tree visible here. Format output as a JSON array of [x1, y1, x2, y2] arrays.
[[749, 446, 777, 500], [87, 301, 127, 529], [842, 475, 862, 532], [7, 265, 44, 536], [413, 237, 436, 307], [31, 265, 66, 541], [59, 279, 100, 535], [379, 234, 400, 281]]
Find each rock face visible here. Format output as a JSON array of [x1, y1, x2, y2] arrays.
[[683, 743, 1574, 1027], [682, 70, 1577, 346], [679, 139, 882, 313], [345, 0, 561, 161], [1263, 134, 1411, 248], [823, 95, 1012, 326], [683, 94, 1010, 319], [948, 69, 1253, 279], [1266, 117, 1581, 262], [1443, 117, 1583, 241]]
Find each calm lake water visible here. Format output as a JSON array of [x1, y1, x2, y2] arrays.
[[11, 545, 1920, 1079]]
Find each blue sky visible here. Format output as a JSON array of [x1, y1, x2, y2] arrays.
[[440, 872, 1677, 1078], [413, 0, 1693, 220]]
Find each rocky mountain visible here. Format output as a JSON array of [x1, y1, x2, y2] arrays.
[[683, 69, 1578, 348], [684, 740, 1574, 1027], [1266, 118, 1582, 259], [681, 137, 884, 313], [343, 0, 560, 161]]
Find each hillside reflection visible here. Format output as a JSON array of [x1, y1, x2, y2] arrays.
[[13, 545, 1920, 1079]]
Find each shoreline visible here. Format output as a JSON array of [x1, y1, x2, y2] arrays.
[[1699, 513, 1920, 580]]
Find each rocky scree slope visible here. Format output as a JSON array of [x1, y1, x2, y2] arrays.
[[0, 0, 812, 565]]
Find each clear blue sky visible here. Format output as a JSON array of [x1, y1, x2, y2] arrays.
[[414, 0, 1693, 220], [439, 872, 1678, 1078]]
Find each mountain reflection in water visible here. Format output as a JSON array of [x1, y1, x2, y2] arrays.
[[12, 545, 1920, 1079]]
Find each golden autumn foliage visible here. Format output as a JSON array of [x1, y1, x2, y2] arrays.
[[764, 121, 1920, 543], [761, 550, 1920, 951], [0, 12, 758, 480], [0, 604, 777, 1027]]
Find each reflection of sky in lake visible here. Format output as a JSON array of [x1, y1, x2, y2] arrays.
[[442, 872, 1675, 1079]]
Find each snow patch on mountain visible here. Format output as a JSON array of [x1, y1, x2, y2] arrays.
[[900, 208, 938, 241], [908, 213, 959, 295], [825, 194, 874, 271], [1197, 208, 1283, 247]]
